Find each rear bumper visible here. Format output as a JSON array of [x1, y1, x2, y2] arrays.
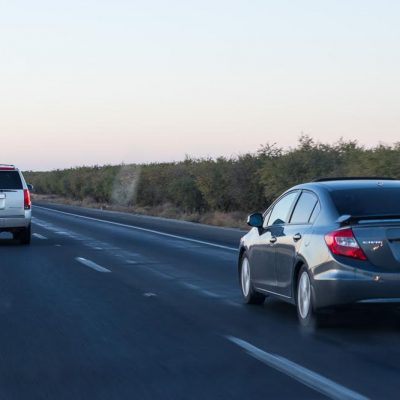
[[313, 269, 400, 309], [0, 211, 31, 230]]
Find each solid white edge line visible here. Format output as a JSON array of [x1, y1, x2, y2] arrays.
[[34, 206, 238, 252], [75, 257, 111, 273], [32, 233, 47, 240], [226, 336, 369, 400]]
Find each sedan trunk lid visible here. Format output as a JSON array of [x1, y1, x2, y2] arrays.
[[353, 223, 400, 271]]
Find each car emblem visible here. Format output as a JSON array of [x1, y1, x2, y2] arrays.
[[362, 240, 383, 251]]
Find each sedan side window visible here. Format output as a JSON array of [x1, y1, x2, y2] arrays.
[[268, 192, 299, 226], [309, 201, 321, 224], [290, 191, 318, 224]]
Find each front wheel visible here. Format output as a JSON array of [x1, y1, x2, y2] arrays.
[[240, 255, 265, 305], [296, 266, 319, 328]]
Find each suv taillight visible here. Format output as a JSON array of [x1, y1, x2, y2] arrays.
[[24, 189, 31, 210], [324, 228, 367, 261]]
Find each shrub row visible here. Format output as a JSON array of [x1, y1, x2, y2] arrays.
[[24, 136, 400, 214]]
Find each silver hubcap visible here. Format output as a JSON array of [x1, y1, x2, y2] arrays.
[[241, 258, 251, 297], [298, 272, 311, 319]]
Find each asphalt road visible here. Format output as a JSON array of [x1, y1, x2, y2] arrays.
[[0, 203, 399, 399]]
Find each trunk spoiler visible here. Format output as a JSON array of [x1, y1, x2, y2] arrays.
[[337, 214, 400, 225]]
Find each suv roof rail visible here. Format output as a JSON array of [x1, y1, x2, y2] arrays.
[[313, 176, 396, 182]]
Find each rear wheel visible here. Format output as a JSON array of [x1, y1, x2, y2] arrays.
[[240, 255, 265, 305], [18, 225, 31, 245], [296, 266, 319, 328]]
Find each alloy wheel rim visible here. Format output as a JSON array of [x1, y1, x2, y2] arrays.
[[241, 258, 251, 297], [298, 272, 311, 319]]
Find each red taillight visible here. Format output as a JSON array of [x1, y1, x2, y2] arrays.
[[24, 189, 31, 210], [324, 228, 367, 261]]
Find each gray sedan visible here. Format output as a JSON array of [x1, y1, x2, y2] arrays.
[[238, 177, 400, 327]]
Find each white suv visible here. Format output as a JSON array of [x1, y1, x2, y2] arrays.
[[0, 165, 32, 245]]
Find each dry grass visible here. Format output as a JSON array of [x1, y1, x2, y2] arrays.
[[32, 194, 248, 229]]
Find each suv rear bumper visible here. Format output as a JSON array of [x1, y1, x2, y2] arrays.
[[313, 269, 400, 309], [0, 211, 31, 230]]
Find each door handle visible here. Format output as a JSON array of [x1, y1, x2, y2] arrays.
[[270, 236, 277, 244], [293, 233, 302, 242]]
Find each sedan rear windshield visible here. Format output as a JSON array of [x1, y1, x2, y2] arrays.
[[330, 187, 400, 216], [0, 171, 23, 190]]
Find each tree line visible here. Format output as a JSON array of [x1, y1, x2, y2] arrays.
[[25, 136, 400, 214]]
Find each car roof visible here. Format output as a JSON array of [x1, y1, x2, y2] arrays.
[[293, 179, 400, 192]]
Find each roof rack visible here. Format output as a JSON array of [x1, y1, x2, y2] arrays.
[[313, 177, 396, 182]]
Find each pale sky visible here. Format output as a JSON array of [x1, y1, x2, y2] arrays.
[[1, 0, 399, 170]]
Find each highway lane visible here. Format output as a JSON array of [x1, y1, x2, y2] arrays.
[[0, 204, 399, 399], [33, 202, 243, 249]]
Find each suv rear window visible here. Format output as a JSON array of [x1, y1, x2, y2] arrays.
[[0, 171, 23, 190], [330, 188, 400, 216]]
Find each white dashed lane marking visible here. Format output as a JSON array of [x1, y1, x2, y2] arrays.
[[75, 257, 111, 273], [33, 233, 47, 240]]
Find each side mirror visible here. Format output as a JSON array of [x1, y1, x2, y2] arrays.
[[247, 213, 264, 228], [27, 184, 34, 192]]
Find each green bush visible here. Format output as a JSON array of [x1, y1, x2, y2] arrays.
[[24, 136, 400, 214]]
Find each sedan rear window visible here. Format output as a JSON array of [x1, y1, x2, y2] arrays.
[[331, 188, 400, 216], [0, 171, 23, 190], [290, 192, 318, 224]]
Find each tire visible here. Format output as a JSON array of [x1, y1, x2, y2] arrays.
[[19, 225, 31, 245], [296, 265, 319, 328], [240, 254, 266, 305]]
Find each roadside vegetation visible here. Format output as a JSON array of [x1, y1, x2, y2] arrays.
[[25, 136, 400, 228]]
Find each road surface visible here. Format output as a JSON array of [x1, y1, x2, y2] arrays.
[[0, 202, 399, 399]]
